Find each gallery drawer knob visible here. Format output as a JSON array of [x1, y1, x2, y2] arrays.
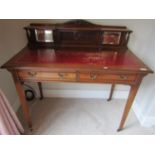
[[28, 71, 37, 77], [109, 42, 115, 44]]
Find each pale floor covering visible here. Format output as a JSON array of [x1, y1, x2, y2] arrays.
[[20, 98, 155, 135]]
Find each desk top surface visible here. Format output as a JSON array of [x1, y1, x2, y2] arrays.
[[2, 47, 152, 73]]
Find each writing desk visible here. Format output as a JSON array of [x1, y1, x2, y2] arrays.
[[1, 20, 153, 131], [1, 47, 153, 131]]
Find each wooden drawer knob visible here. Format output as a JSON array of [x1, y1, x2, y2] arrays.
[[109, 42, 114, 44], [28, 71, 37, 77]]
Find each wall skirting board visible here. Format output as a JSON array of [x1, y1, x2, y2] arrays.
[[132, 100, 155, 128], [42, 89, 129, 99]]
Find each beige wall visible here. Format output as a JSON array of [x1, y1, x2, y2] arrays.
[[0, 20, 32, 110], [0, 19, 155, 127], [0, 19, 53, 110]]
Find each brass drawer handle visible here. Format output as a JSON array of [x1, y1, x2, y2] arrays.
[[28, 71, 37, 77], [120, 75, 128, 80], [58, 73, 65, 79], [90, 73, 97, 80]]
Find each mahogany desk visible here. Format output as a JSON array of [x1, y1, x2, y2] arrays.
[[1, 47, 153, 131]]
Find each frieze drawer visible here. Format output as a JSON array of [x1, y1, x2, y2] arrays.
[[79, 72, 137, 83], [17, 71, 76, 82]]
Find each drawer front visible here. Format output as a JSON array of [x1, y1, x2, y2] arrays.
[[18, 71, 76, 82], [79, 72, 137, 83]]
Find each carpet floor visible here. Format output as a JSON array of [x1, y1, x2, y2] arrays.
[[18, 98, 155, 135]]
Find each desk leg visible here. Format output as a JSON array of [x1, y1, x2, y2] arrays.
[[117, 83, 141, 131], [38, 82, 43, 100], [12, 73, 32, 130], [107, 84, 115, 101]]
